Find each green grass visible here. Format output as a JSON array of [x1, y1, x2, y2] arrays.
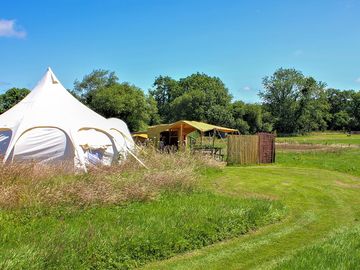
[[0, 192, 283, 270], [143, 135, 360, 269], [277, 148, 360, 177], [275, 225, 360, 269], [2, 132, 360, 269], [276, 132, 360, 145]]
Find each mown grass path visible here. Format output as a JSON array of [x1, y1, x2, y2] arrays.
[[143, 166, 360, 269]]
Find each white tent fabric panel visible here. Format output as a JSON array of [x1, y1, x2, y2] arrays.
[[108, 118, 135, 151], [77, 129, 113, 149], [0, 130, 12, 157], [0, 68, 138, 170], [109, 129, 127, 154], [12, 128, 74, 163]]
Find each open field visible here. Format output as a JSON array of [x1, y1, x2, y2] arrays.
[[276, 132, 360, 145], [277, 148, 360, 177], [143, 139, 360, 269], [1, 133, 360, 269], [144, 164, 360, 269], [0, 152, 283, 270]]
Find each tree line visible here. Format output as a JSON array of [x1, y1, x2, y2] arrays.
[[1, 68, 359, 134]]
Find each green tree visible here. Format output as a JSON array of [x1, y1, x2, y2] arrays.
[[332, 111, 351, 130], [230, 101, 273, 134], [149, 76, 181, 122], [350, 92, 360, 130], [151, 73, 233, 125], [0, 88, 30, 114], [146, 95, 161, 126], [74, 69, 118, 104], [243, 104, 263, 134], [295, 77, 330, 132], [230, 101, 248, 134], [326, 89, 355, 130], [260, 68, 329, 134], [74, 70, 159, 131], [89, 83, 152, 131]]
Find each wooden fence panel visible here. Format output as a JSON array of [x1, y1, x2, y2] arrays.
[[227, 135, 259, 165], [258, 133, 275, 163]]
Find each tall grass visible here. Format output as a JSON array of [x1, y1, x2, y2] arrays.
[[0, 192, 284, 270], [0, 150, 222, 209], [0, 150, 284, 269]]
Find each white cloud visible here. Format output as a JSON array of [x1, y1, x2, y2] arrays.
[[243, 86, 251, 91], [0, 19, 26, 38], [355, 77, 360, 83]]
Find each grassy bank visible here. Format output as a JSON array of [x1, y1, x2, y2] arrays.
[[276, 132, 360, 145], [0, 192, 284, 270]]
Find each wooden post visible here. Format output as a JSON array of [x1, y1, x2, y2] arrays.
[[212, 129, 216, 148], [179, 124, 184, 151]]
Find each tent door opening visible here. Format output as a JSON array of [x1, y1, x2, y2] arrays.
[[160, 131, 178, 147], [12, 127, 74, 163], [0, 129, 12, 159], [78, 128, 116, 166]]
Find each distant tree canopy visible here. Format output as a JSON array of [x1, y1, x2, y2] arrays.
[[0, 88, 30, 114], [149, 73, 272, 134], [326, 89, 360, 131], [73, 70, 159, 131], [1, 68, 359, 134], [260, 68, 330, 134], [150, 73, 232, 123], [74, 69, 118, 105]]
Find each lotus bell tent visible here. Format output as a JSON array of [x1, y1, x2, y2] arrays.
[[0, 68, 136, 171]]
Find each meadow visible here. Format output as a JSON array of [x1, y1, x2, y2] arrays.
[[276, 132, 360, 145], [0, 151, 283, 270], [143, 133, 360, 269], [1, 133, 360, 269]]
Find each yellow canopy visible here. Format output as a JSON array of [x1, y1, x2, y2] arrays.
[[132, 133, 148, 139], [169, 120, 238, 133], [147, 120, 238, 146]]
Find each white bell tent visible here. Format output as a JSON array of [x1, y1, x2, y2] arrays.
[[0, 68, 136, 171]]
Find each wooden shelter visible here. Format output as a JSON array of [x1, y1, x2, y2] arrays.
[[147, 120, 238, 150]]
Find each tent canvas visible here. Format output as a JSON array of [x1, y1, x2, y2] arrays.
[[0, 68, 136, 171]]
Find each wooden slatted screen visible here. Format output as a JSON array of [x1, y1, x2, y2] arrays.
[[227, 135, 259, 165], [227, 133, 275, 165]]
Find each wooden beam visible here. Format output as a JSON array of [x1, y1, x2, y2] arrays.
[[179, 124, 184, 150]]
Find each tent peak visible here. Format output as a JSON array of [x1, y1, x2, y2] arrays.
[[45, 67, 59, 84]]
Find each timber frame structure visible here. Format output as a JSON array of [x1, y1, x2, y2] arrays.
[[147, 120, 239, 150]]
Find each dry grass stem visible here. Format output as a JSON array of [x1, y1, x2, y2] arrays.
[[0, 150, 222, 209]]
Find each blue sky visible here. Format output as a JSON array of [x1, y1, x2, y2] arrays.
[[1, 0, 360, 102]]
